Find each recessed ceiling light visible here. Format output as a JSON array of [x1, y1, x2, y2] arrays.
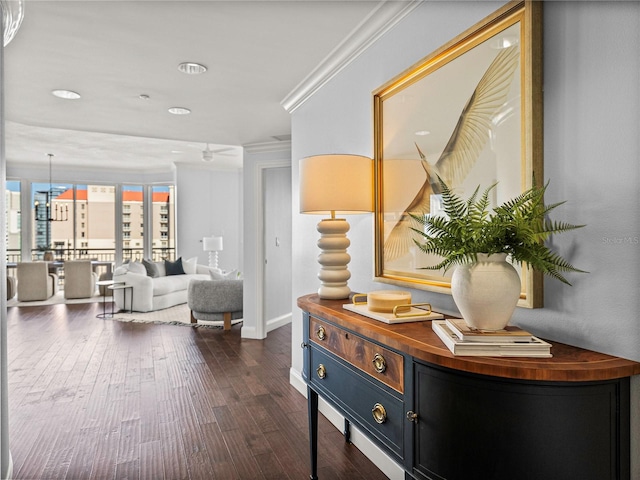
[[52, 89, 81, 100], [168, 107, 191, 115], [178, 62, 207, 75], [415, 130, 431, 136], [139, 94, 150, 100]]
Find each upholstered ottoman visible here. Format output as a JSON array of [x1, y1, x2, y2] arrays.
[[187, 279, 243, 330]]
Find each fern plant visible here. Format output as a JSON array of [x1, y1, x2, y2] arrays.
[[411, 177, 586, 285]]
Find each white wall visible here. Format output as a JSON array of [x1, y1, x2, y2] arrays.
[[291, 2, 640, 475], [292, 0, 640, 371], [175, 164, 242, 271]]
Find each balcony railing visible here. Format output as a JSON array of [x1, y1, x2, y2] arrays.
[[7, 247, 175, 264]]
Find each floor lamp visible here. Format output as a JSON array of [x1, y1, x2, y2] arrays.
[[203, 236, 223, 274], [299, 154, 373, 300]]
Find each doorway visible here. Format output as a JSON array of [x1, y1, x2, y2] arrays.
[[262, 166, 292, 330]]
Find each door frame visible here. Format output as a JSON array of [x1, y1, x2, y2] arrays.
[[242, 144, 291, 340]]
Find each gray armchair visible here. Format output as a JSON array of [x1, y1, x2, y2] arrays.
[[16, 262, 58, 301], [187, 279, 243, 330], [64, 260, 98, 299]]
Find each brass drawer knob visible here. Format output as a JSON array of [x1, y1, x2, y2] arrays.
[[371, 403, 387, 424], [316, 325, 326, 341], [372, 353, 387, 373], [316, 364, 326, 379]]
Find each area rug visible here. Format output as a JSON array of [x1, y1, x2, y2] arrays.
[[110, 303, 243, 329]]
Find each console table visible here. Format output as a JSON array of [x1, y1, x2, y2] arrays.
[[298, 294, 640, 480]]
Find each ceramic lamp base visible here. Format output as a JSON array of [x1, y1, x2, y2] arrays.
[[316, 218, 351, 299], [208, 251, 220, 271]]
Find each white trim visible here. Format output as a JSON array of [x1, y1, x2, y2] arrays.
[[240, 324, 257, 339], [289, 368, 404, 480], [241, 155, 291, 340], [266, 312, 292, 333], [281, 0, 421, 113]]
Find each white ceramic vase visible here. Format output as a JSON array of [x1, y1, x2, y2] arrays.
[[451, 253, 521, 331]]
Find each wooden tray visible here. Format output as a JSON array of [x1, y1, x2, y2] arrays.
[[343, 303, 444, 324]]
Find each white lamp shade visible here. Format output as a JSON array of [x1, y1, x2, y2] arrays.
[[203, 236, 223, 252], [299, 154, 373, 215]]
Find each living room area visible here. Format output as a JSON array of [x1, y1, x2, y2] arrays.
[[0, 1, 321, 478]]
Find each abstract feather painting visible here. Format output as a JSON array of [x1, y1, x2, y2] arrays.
[[373, 2, 543, 307]]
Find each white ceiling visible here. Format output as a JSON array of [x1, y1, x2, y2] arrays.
[[3, 0, 382, 173]]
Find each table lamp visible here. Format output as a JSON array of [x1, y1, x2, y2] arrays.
[[299, 154, 373, 299], [203, 236, 223, 273]]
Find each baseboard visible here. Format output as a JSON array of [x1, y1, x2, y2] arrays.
[[241, 313, 291, 339], [240, 324, 257, 339], [289, 368, 405, 480], [266, 313, 291, 333]]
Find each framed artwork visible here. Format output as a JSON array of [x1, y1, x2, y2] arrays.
[[373, 1, 543, 307]]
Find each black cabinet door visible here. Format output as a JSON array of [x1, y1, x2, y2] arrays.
[[412, 362, 629, 480]]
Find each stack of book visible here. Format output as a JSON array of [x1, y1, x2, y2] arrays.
[[432, 318, 552, 357]]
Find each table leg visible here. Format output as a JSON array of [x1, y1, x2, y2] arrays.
[[308, 385, 318, 480]]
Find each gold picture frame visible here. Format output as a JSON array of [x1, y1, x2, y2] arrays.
[[373, 1, 543, 308]]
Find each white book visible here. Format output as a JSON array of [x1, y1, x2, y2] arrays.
[[432, 321, 552, 357], [445, 318, 536, 343]]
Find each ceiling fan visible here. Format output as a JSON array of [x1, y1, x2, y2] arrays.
[[202, 144, 236, 162]]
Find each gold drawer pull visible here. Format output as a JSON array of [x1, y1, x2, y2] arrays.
[[372, 353, 387, 373], [316, 325, 326, 341], [372, 403, 387, 424], [316, 364, 326, 379]]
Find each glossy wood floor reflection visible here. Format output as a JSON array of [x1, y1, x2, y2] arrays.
[[7, 302, 387, 480]]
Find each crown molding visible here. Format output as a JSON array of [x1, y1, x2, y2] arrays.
[[281, 0, 421, 114]]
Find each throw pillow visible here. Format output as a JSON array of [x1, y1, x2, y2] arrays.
[[182, 256, 197, 275], [209, 270, 225, 280], [165, 257, 185, 276], [142, 258, 159, 278], [154, 261, 166, 277], [113, 265, 129, 276], [128, 261, 146, 275], [209, 269, 238, 280]]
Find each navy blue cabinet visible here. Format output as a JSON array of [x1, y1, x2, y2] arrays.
[[299, 295, 639, 480]]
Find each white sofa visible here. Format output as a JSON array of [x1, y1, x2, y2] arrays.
[[112, 257, 213, 312]]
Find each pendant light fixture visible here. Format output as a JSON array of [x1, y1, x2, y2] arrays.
[[34, 154, 68, 223]]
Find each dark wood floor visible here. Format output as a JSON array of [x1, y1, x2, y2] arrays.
[[6, 302, 387, 480]]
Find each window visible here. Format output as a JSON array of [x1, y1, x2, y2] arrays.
[[152, 185, 175, 261], [75, 184, 115, 262], [122, 185, 144, 262], [13, 180, 175, 264], [31, 181, 73, 259]]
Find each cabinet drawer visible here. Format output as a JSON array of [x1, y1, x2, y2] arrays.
[[310, 347, 404, 458], [309, 316, 404, 393]]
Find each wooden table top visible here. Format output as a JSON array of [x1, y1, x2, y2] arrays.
[[298, 294, 640, 382]]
